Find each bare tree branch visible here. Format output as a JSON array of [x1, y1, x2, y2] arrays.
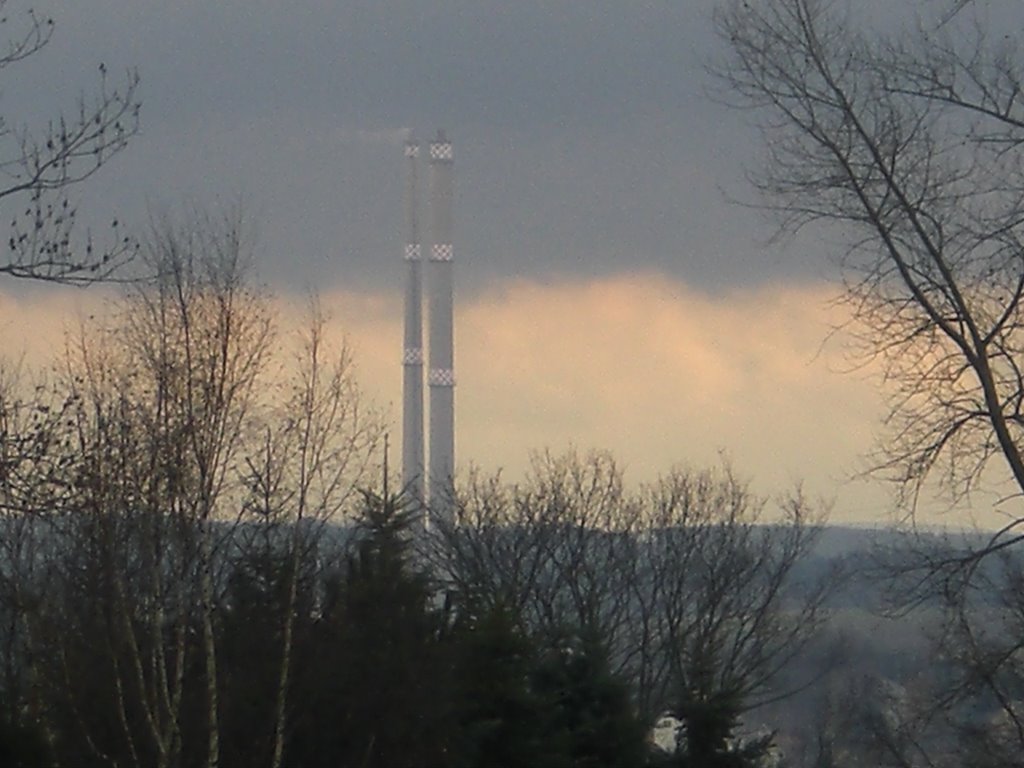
[[0, 1, 139, 284]]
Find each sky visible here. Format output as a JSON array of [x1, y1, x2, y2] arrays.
[[1, 0, 1017, 526]]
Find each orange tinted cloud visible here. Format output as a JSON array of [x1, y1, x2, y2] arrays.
[[454, 275, 886, 516], [0, 286, 115, 374], [0, 276, 890, 522], [302, 273, 890, 521]]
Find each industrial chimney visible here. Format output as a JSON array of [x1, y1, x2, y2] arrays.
[[401, 137, 425, 501], [427, 130, 455, 514]]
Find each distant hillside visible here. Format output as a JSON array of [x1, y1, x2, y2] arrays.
[[810, 524, 888, 559]]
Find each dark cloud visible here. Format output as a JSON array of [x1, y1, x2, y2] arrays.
[[0, 0, 920, 295]]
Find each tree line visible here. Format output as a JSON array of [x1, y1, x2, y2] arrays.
[[0, 214, 835, 767]]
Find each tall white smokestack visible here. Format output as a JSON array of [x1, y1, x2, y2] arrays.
[[428, 130, 455, 513], [401, 137, 425, 501]]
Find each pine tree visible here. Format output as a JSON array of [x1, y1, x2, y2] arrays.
[[0, 710, 53, 768], [290, 490, 451, 768], [448, 603, 563, 768], [532, 631, 650, 768], [659, 688, 775, 768]]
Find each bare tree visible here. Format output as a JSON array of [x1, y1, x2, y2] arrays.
[[927, 547, 1024, 767], [134, 213, 273, 768], [713, 0, 1024, 547], [0, 1, 139, 283], [429, 450, 831, 754], [237, 301, 383, 768], [0, 366, 70, 758], [425, 463, 561, 629], [521, 450, 641, 647], [0, 200, 392, 767], [714, 2, 1024, 763], [634, 467, 831, 744], [30, 211, 272, 768], [426, 450, 642, 655]]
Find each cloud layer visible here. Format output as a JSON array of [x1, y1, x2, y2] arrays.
[[0, 274, 898, 522], [451, 274, 888, 518], [283, 273, 946, 524], [5, 0, 829, 295]]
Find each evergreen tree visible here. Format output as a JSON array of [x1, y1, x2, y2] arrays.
[[218, 542, 319, 768], [448, 608, 649, 768], [532, 631, 650, 768], [290, 490, 451, 768], [657, 688, 775, 768], [448, 603, 560, 768], [0, 710, 52, 768]]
